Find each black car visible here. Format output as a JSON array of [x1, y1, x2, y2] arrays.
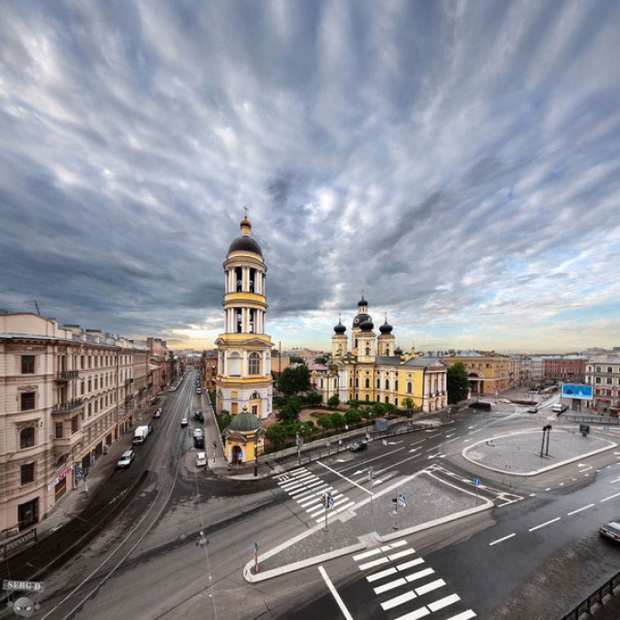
[[194, 436, 205, 449], [348, 441, 367, 453], [193, 410, 204, 422]]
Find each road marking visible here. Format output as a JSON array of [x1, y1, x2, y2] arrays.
[[397, 557, 424, 571], [359, 557, 390, 570], [600, 492, 620, 503], [611, 477, 620, 483], [445, 611, 477, 620], [489, 533, 516, 546], [381, 590, 417, 611], [317, 565, 353, 620], [428, 593, 461, 611], [469, 429, 482, 434], [567, 504, 594, 516], [317, 461, 373, 494], [395, 606, 430, 619], [374, 577, 407, 594], [381, 540, 408, 551], [367, 567, 398, 582], [529, 517, 561, 532], [354, 548, 382, 561], [388, 548, 415, 561], [415, 578, 446, 595], [405, 567, 435, 582]]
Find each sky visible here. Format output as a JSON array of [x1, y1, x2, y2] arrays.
[[1, 1, 620, 355]]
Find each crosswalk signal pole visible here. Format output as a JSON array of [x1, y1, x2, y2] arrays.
[[393, 495, 399, 530], [323, 494, 329, 531]]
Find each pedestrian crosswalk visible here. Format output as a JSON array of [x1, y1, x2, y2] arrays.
[[275, 467, 356, 524], [353, 540, 476, 620]]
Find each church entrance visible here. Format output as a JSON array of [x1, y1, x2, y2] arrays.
[[231, 445, 243, 464]]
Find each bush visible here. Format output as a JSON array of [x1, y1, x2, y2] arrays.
[[304, 391, 323, 407], [328, 394, 340, 409], [330, 412, 345, 429], [344, 409, 362, 426]]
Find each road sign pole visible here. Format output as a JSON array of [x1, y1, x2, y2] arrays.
[[393, 495, 399, 530], [253, 541, 259, 573], [323, 494, 329, 531]]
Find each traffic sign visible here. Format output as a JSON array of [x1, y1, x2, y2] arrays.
[[328, 494, 335, 507], [253, 541, 259, 552], [397, 492, 406, 507], [3, 580, 44, 593], [473, 478, 481, 486]]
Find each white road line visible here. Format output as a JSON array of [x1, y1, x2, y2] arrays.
[[428, 593, 461, 612], [445, 610, 477, 620], [381, 590, 417, 611], [367, 567, 398, 583], [396, 557, 424, 571], [611, 477, 620, 483], [317, 461, 373, 494], [489, 533, 516, 546], [381, 540, 408, 551], [469, 429, 482, 434], [415, 579, 446, 596], [405, 567, 435, 582], [600, 492, 620, 503], [529, 517, 561, 532], [388, 548, 415, 561], [394, 606, 430, 620], [359, 557, 390, 570], [317, 565, 353, 620], [374, 577, 407, 595], [354, 548, 382, 561], [567, 504, 594, 516]]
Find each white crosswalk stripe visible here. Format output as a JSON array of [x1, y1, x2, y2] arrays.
[[277, 466, 355, 524], [353, 542, 476, 620]]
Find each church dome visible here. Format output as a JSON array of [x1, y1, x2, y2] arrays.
[[228, 236, 263, 256], [333, 320, 346, 334], [228, 410, 261, 433], [360, 319, 374, 332], [394, 346, 403, 356], [358, 296, 367, 307], [379, 319, 393, 334]]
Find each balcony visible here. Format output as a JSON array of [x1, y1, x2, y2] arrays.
[[55, 370, 79, 382], [52, 399, 84, 415], [53, 430, 84, 456]]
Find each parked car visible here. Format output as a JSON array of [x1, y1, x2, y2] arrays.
[[348, 441, 367, 453], [194, 436, 205, 449], [196, 388, 202, 394], [599, 521, 620, 542], [193, 410, 204, 422], [181, 417, 189, 427], [498, 398, 511, 404], [116, 450, 134, 469], [528, 406, 539, 413], [196, 452, 207, 467], [193, 427, 204, 439], [153, 410, 161, 419]]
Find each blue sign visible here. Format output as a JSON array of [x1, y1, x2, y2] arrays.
[[328, 495, 335, 507], [561, 383, 593, 400], [253, 541, 259, 552], [473, 478, 481, 486]]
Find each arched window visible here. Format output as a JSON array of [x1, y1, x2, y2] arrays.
[[20, 427, 35, 449], [385, 379, 390, 390], [248, 352, 260, 375], [365, 378, 370, 388], [365, 347, 370, 356], [376, 378, 380, 389], [407, 381, 412, 394], [229, 352, 241, 376], [395, 380, 398, 391]]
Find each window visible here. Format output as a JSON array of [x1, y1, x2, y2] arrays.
[[71, 416, 79, 434], [407, 381, 413, 394], [248, 352, 260, 375], [229, 353, 241, 376], [365, 347, 370, 356], [395, 380, 399, 391], [21, 463, 35, 485], [20, 427, 35, 449], [385, 379, 390, 390], [365, 378, 370, 388], [21, 392, 35, 411], [235, 267, 243, 292], [55, 422, 63, 439], [21, 355, 35, 374]]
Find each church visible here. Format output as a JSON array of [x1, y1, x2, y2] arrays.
[[313, 296, 448, 413]]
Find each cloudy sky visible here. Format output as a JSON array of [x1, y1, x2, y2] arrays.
[[2, 1, 620, 354]]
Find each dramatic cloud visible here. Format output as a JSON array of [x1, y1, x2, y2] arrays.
[[1, 0, 619, 352]]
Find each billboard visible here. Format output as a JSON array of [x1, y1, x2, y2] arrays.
[[561, 383, 593, 400]]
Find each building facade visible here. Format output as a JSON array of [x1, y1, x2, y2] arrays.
[[0, 313, 153, 537], [313, 298, 448, 413], [585, 354, 620, 416], [441, 351, 511, 396], [215, 214, 273, 419]]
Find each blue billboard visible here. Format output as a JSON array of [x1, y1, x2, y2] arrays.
[[561, 383, 593, 400]]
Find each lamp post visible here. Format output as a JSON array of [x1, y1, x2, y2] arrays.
[[540, 424, 552, 457]]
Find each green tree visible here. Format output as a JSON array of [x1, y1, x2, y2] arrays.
[[447, 362, 470, 404], [330, 412, 345, 430], [278, 365, 311, 396], [265, 424, 288, 450], [314, 355, 330, 365], [305, 391, 323, 407], [317, 414, 333, 436], [327, 394, 340, 409], [344, 409, 362, 426], [289, 355, 305, 364], [276, 397, 302, 423]]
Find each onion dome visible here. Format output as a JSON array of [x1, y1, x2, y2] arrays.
[[228, 214, 263, 256], [360, 318, 374, 332], [394, 346, 403, 356], [228, 408, 261, 433], [358, 296, 367, 307], [379, 317, 393, 334], [333, 319, 346, 334]]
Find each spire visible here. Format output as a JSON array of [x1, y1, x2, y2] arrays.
[[240, 207, 252, 236]]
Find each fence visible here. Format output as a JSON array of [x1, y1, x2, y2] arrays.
[[560, 570, 620, 620], [561, 413, 620, 426]]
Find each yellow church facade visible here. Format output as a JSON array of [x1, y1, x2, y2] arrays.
[[314, 297, 448, 413]]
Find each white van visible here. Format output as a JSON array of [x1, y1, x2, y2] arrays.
[[552, 403, 566, 413]]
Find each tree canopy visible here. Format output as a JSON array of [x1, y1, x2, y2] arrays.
[[447, 362, 470, 404], [277, 364, 311, 396]]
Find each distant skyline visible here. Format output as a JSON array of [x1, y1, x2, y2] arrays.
[[1, 1, 620, 354]]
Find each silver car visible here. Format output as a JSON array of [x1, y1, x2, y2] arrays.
[[599, 521, 620, 542]]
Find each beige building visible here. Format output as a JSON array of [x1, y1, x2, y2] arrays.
[[0, 312, 151, 538], [441, 351, 511, 396], [585, 354, 620, 416]]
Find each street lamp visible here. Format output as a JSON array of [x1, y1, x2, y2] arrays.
[[540, 424, 552, 457]]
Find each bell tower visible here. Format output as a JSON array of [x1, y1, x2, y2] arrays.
[[215, 212, 273, 418]]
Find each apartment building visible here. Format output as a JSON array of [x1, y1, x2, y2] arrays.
[[584, 354, 620, 416], [0, 313, 152, 538]]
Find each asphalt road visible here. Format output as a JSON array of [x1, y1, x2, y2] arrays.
[[18, 396, 620, 620]]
